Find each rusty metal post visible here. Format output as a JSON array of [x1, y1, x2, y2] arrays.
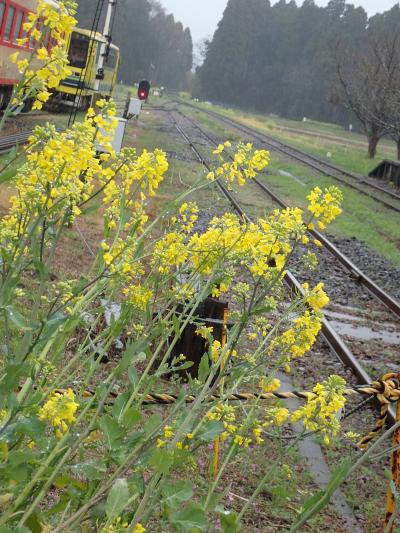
[[384, 397, 400, 532], [213, 306, 229, 480]]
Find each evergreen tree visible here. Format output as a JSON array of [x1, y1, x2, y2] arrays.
[[196, 0, 374, 127], [75, 0, 192, 87], [197, 0, 266, 105]]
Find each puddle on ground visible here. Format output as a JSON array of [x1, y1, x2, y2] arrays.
[[325, 308, 400, 330], [328, 319, 400, 344]]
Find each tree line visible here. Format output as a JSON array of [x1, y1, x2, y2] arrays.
[[196, 0, 400, 158], [76, 0, 193, 90]]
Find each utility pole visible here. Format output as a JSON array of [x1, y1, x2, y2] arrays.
[[94, 0, 116, 92]]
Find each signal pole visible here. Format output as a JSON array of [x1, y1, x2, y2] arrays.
[[94, 0, 116, 92]]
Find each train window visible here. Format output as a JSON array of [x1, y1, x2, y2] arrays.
[[4, 5, 15, 41], [13, 10, 23, 42], [106, 48, 117, 69], [0, 3, 5, 33], [68, 32, 90, 69]]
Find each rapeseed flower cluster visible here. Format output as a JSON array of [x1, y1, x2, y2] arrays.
[[187, 208, 304, 280], [303, 282, 330, 310], [264, 407, 290, 426], [103, 517, 129, 531], [307, 186, 343, 230], [291, 375, 346, 444], [0, 409, 7, 427], [0, 102, 115, 258], [259, 377, 281, 393], [267, 280, 330, 364], [156, 424, 191, 450], [102, 147, 168, 231], [103, 518, 145, 532], [268, 309, 323, 362], [38, 388, 79, 438], [170, 202, 199, 233], [10, 0, 77, 110], [207, 142, 270, 186]]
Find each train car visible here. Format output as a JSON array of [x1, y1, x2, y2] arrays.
[[0, 0, 120, 111], [53, 29, 120, 110], [0, 0, 59, 108]]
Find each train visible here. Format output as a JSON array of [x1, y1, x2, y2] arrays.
[[53, 28, 120, 110], [0, 0, 120, 110]]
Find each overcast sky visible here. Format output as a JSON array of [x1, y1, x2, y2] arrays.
[[161, 0, 399, 44]]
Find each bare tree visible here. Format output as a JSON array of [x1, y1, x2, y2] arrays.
[[368, 34, 400, 159], [335, 36, 394, 158]]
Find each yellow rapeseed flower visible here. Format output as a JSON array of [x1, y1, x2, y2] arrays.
[[38, 389, 79, 438]]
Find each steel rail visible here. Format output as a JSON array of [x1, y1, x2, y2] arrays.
[[0, 130, 31, 154], [176, 100, 400, 214], [175, 107, 400, 319], [168, 110, 395, 423], [254, 176, 400, 319]]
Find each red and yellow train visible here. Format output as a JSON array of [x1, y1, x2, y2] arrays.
[[0, 0, 120, 109]]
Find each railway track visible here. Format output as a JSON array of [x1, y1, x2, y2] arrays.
[[176, 100, 400, 214], [167, 108, 398, 423], [0, 130, 31, 154], [174, 108, 400, 321]]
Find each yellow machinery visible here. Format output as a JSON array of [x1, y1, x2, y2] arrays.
[[0, 0, 120, 110], [53, 28, 120, 110]]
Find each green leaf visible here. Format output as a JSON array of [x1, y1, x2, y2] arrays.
[[8, 448, 37, 467], [33, 259, 49, 282], [99, 415, 124, 451], [105, 478, 129, 520], [128, 367, 139, 386], [37, 312, 68, 345], [174, 361, 194, 371], [13, 416, 46, 442], [172, 314, 181, 336], [112, 392, 130, 420], [162, 481, 193, 507], [7, 463, 29, 483], [70, 459, 107, 481], [2, 364, 32, 391], [150, 448, 173, 475], [121, 408, 142, 428], [4, 306, 37, 331], [197, 353, 210, 383], [220, 511, 240, 533], [144, 413, 162, 438], [117, 341, 147, 373], [0, 441, 8, 460], [198, 420, 224, 442], [25, 512, 43, 533], [170, 503, 208, 532]]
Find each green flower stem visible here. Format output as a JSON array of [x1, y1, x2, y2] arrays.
[[238, 433, 303, 522], [204, 443, 238, 510], [16, 380, 116, 527], [289, 420, 400, 532]]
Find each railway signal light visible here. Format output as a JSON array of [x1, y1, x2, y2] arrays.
[[138, 80, 150, 101]]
